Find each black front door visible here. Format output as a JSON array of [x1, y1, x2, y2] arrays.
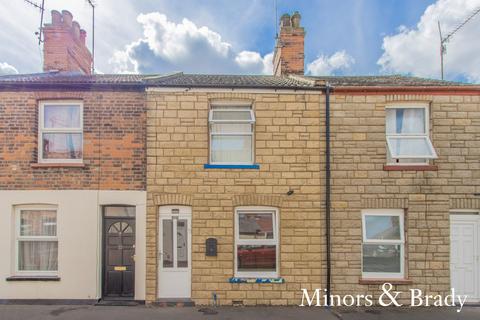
[[103, 217, 135, 299]]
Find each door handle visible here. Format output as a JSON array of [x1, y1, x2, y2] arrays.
[[131, 254, 136, 262]]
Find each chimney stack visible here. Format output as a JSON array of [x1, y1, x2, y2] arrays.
[[42, 10, 92, 74], [273, 11, 305, 76]]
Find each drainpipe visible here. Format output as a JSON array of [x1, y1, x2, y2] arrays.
[[324, 83, 332, 306]]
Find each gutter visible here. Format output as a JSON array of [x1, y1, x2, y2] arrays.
[[324, 83, 332, 306]]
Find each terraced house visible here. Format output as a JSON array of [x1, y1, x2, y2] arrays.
[[1, 9, 479, 307]]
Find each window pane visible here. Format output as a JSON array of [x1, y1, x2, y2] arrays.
[[162, 220, 173, 268], [386, 108, 425, 134], [42, 133, 82, 159], [211, 110, 252, 121], [364, 215, 401, 240], [18, 241, 58, 271], [211, 123, 252, 133], [363, 244, 401, 273], [237, 245, 276, 272], [44, 105, 81, 128], [20, 210, 56, 236], [104, 206, 135, 217], [177, 219, 188, 268], [211, 135, 252, 163], [387, 136, 435, 158], [238, 213, 274, 239]]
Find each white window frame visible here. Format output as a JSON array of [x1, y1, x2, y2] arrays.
[[208, 103, 255, 165], [234, 207, 279, 278], [385, 104, 437, 164], [361, 209, 405, 279], [38, 100, 84, 163], [15, 205, 58, 276]]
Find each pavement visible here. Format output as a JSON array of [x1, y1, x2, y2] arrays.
[[0, 305, 479, 320]]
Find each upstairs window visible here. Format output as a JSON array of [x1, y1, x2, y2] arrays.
[[385, 105, 437, 164], [208, 104, 255, 165], [39, 101, 83, 163]]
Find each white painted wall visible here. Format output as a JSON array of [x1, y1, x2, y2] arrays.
[[0, 190, 146, 301]]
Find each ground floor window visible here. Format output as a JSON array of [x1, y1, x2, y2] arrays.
[[234, 207, 278, 278], [16, 206, 58, 275], [361, 209, 404, 279]]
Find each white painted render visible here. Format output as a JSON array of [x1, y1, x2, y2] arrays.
[[0, 190, 146, 301]]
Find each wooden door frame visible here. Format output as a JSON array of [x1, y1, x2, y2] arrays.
[[101, 205, 136, 300]]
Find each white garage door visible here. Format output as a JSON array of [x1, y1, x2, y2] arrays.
[[450, 213, 480, 302]]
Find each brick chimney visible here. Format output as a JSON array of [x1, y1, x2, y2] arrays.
[[42, 10, 92, 74], [273, 11, 305, 76]]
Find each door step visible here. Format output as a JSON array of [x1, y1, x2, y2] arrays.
[[152, 298, 195, 307], [95, 300, 142, 307]]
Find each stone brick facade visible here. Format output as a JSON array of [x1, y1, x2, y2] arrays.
[[145, 87, 480, 306], [329, 92, 480, 304], [146, 90, 325, 305], [0, 90, 146, 190]]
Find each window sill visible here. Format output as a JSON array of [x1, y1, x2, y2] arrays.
[[204, 164, 260, 169], [31, 163, 85, 168], [6, 276, 60, 282], [383, 164, 437, 171], [229, 277, 284, 284], [359, 278, 413, 285]]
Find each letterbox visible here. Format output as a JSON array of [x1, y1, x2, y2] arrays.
[[206, 238, 217, 256]]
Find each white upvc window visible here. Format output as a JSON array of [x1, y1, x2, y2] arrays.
[[385, 105, 437, 164], [361, 209, 405, 279], [208, 103, 255, 165], [234, 207, 279, 278], [15, 206, 58, 276], [39, 101, 83, 163]]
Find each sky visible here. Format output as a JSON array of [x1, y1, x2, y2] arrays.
[[0, 0, 479, 83]]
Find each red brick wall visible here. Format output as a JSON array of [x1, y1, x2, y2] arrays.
[[0, 90, 145, 190]]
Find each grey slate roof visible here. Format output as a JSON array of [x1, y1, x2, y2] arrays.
[[143, 73, 315, 89], [0, 71, 476, 90], [302, 75, 468, 87], [0, 71, 144, 85]]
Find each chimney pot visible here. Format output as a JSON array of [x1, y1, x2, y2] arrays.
[[80, 29, 87, 45], [291, 11, 301, 28], [72, 21, 81, 40], [51, 10, 62, 25], [62, 10, 73, 27], [280, 13, 291, 28]]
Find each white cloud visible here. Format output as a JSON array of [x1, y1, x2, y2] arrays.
[[378, 0, 480, 82], [306, 51, 355, 75], [0, 62, 18, 75], [109, 12, 272, 74], [235, 51, 273, 74]]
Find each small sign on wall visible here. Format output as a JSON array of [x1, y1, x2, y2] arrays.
[[206, 238, 217, 256]]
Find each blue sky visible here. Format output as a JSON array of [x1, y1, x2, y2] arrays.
[[0, 0, 479, 82]]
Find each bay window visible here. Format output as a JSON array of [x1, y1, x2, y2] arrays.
[[39, 101, 83, 163], [208, 104, 255, 165], [16, 206, 58, 275], [235, 207, 278, 278], [362, 209, 404, 279], [385, 105, 437, 164]]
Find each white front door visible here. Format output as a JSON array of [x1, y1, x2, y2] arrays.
[[158, 206, 192, 298], [450, 213, 480, 302]]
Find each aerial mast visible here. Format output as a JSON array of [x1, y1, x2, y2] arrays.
[[438, 7, 480, 80]]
